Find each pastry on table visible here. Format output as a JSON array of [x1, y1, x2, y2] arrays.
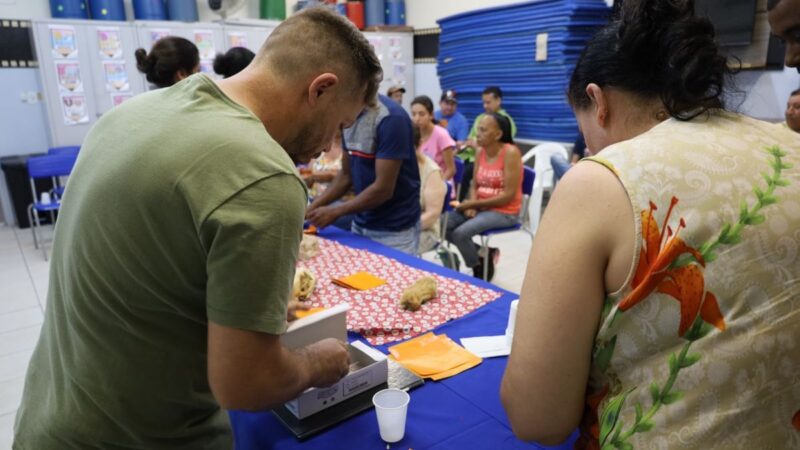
[[293, 268, 316, 301], [400, 276, 438, 311], [298, 234, 319, 260]]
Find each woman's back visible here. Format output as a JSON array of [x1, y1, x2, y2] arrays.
[[581, 111, 800, 448]]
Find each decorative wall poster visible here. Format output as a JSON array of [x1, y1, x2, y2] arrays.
[[388, 36, 402, 49], [392, 62, 406, 82], [228, 31, 248, 49], [111, 93, 133, 107], [49, 25, 78, 59], [103, 61, 129, 92], [391, 48, 403, 60], [367, 36, 383, 60], [97, 27, 123, 59], [55, 61, 83, 93], [60, 94, 89, 125], [150, 29, 171, 47], [194, 30, 216, 60]]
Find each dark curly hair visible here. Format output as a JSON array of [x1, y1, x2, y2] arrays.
[[568, 0, 732, 121], [135, 37, 199, 88]]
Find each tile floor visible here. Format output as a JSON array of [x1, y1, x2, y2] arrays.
[[0, 221, 532, 448]]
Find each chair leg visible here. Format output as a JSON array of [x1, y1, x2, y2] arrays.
[[33, 209, 47, 261], [481, 236, 490, 281], [27, 205, 38, 249]]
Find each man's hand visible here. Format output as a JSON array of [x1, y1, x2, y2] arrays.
[[287, 299, 310, 322], [304, 338, 351, 387], [306, 204, 342, 228], [456, 200, 475, 212]]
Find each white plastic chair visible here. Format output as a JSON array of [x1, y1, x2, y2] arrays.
[[521, 142, 569, 237]]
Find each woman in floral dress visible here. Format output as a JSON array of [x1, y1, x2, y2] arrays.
[[501, 1, 800, 449]]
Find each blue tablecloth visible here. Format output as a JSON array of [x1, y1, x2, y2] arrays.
[[229, 227, 577, 449]]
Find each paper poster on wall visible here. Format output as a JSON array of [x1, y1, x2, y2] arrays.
[[60, 94, 89, 125], [228, 32, 248, 49], [392, 62, 406, 82], [194, 30, 216, 60], [97, 27, 123, 59], [111, 93, 133, 107], [49, 25, 78, 59], [55, 61, 83, 93], [150, 29, 171, 47], [103, 61, 129, 92], [391, 49, 403, 60], [368, 36, 383, 55], [388, 36, 402, 49]]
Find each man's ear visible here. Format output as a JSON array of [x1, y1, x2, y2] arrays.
[[585, 83, 609, 128], [307, 73, 339, 107]]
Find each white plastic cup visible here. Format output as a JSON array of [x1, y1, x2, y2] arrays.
[[40, 192, 52, 205], [505, 299, 519, 347], [372, 388, 410, 443]]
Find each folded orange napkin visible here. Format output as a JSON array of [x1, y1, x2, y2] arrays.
[[294, 307, 327, 319], [388, 332, 482, 380], [332, 271, 386, 290]]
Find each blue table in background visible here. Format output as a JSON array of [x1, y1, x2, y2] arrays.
[[229, 227, 577, 450]]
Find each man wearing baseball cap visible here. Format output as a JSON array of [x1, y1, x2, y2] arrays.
[[387, 85, 406, 104], [434, 89, 469, 145]]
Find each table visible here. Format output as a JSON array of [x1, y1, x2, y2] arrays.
[[229, 227, 577, 449]]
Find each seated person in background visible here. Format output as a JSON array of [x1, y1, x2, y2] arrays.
[[783, 88, 800, 132], [304, 130, 355, 230], [213, 47, 255, 79], [434, 90, 470, 145], [459, 86, 517, 200], [446, 114, 522, 281], [413, 125, 447, 254], [767, 0, 800, 69], [306, 94, 421, 254], [411, 95, 457, 180], [551, 133, 587, 183], [502, 1, 800, 448], [135, 36, 199, 89], [387, 85, 406, 105]]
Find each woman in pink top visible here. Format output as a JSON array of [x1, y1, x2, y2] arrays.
[[445, 113, 522, 280], [411, 96, 457, 180]]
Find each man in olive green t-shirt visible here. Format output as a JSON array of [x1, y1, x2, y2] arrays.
[[14, 8, 382, 449]]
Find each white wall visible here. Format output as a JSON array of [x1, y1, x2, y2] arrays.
[[734, 67, 800, 121]]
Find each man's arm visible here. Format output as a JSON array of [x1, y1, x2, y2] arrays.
[[208, 323, 349, 411]]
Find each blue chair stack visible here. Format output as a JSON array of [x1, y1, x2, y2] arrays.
[[437, 0, 611, 142]]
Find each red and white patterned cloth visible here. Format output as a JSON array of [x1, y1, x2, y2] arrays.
[[298, 237, 503, 345]]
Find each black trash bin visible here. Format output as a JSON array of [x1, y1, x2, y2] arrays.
[[1, 154, 55, 229]]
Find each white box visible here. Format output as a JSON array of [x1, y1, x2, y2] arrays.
[[281, 304, 389, 420]]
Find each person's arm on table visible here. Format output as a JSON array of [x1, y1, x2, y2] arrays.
[[201, 175, 350, 411], [208, 323, 349, 410], [500, 162, 633, 445], [306, 154, 352, 222], [317, 157, 402, 224], [457, 146, 522, 211]]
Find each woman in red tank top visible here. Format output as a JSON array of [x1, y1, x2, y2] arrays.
[[444, 113, 523, 280]]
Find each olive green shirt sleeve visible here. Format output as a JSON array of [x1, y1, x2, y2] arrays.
[[200, 173, 306, 335]]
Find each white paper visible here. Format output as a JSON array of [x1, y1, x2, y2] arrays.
[[194, 30, 216, 60], [103, 61, 129, 92], [60, 94, 89, 125], [97, 27, 123, 59], [460, 335, 510, 358], [535, 32, 548, 62], [228, 31, 248, 49], [55, 61, 82, 93], [49, 24, 78, 59]]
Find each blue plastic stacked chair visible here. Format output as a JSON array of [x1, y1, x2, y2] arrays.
[[437, 0, 611, 142]]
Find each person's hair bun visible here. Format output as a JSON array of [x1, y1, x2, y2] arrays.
[[134, 48, 152, 73], [569, 0, 731, 121], [213, 47, 255, 79]]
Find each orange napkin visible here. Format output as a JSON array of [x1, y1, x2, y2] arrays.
[[332, 271, 386, 290], [294, 307, 326, 319], [388, 333, 482, 380], [303, 225, 318, 235]]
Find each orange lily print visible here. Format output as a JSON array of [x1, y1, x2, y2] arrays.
[[618, 197, 726, 337]]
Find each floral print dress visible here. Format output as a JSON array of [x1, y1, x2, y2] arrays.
[[577, 111, 800, 449]]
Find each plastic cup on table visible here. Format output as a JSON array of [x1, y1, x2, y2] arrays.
[[372, 388, 410, 443]]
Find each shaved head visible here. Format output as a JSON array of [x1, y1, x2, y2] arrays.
[[256, 7, 382, 105]]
